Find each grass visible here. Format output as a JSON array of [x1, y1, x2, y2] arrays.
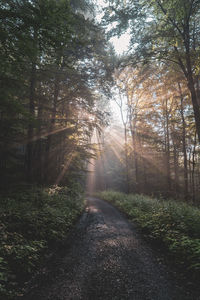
[[97, 190, 200, 277], [0, 185, 84, 299]]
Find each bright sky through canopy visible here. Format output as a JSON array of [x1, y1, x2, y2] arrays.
[[95, 0, 130, 124], [95, 0, 130, 55], [109, 33, 130, 55]]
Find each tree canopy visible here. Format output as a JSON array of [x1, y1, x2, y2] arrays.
[[0, 0, 114, 187]]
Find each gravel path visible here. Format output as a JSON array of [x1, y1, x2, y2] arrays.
[[25, 197, 197, 300]]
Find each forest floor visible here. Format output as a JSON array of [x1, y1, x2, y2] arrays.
[[23, 197, 199, 300]]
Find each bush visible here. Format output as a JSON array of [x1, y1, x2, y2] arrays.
[[0, 185, 84, 299], [98, 190, 200, 275]]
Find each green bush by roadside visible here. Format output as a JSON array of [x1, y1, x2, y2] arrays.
[[97, 190, 200, 276], [0, 185, 84, 299]]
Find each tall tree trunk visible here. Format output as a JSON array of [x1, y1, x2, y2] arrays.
[[130, 121, 139, 193], [26, 28, 38, 183], [124, 125, 130, 193], [36, 92, 43, 184], [164, 99, 171, 192], [178, 83, 188, 200], [184, 31, 200, 142], [27, 62, 36, 182], [172, 133, 179, 196], [118, 88, 130, 193], [192, 133, 197, 202], [187, 74, 200, 142], [188, 148, 192, 194], [45, 78, 59, 182], [195, 76, 200, 106]]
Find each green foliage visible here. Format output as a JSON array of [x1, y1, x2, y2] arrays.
[[0, 0, 113, 187], [0, 185, 84, 299], [98, 190, 200, 275]]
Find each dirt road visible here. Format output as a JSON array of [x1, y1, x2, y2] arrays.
[[25, 197, 196, 300]]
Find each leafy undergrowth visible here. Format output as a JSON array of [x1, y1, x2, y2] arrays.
[[97, 190, 200, 278], [0, 185, 84, 299]]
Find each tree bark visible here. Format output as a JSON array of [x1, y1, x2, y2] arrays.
[[191, 133, 197, 202], [178, 83, 188, 201], [184, 25, 200, 142], [27, 62, 36, 182], [130, 121, 139, 193], [36, 91, 43, 184], [164, 98, 171, 192], [187, 71, 200, 143], [45, 78, 60, 182], [124, 125, 130, 193], [172, 132, 179, 196]]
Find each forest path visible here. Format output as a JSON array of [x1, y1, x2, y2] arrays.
[[25, 197, 193, 300]]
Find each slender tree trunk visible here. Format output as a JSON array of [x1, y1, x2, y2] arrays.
[[192, 133, 197, 202], [117, 88, 130, 193], [195, 76, 200, 106], [188, 148, 192, 194], [184, 32, 200, 142], [36, 93, 43, 184], [172, 134, 179, 196], [178, 83, 188, 200], [164, 99, 171, 192], [26, 28, 38, 183], [27, 62, 36, 182], [143, 154, 147, 190], [45, 78, 59, 182], [124, 125, 130, 193], [187, 76, 200, 142], [130, 122, 139, 193]]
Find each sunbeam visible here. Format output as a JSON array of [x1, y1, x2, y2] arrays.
[[55, 152, 77, 185]]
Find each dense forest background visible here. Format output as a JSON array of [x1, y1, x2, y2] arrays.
[[1, 0, 200, 298], [1, 0, 200, 203], [0, 0, 113, 190], [91, 0, 200, 204]]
